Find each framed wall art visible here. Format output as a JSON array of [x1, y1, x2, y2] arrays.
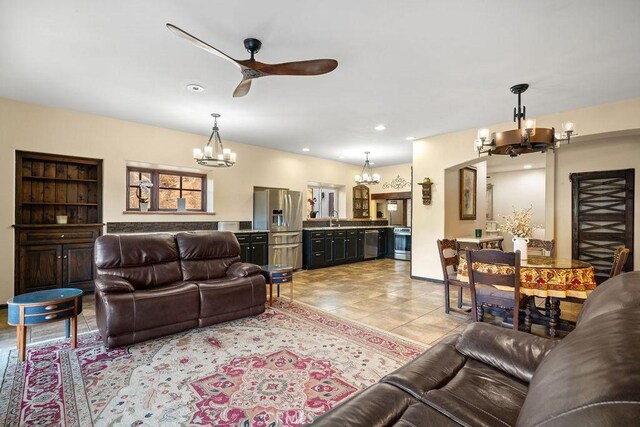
[[459, 167, 477, 220]]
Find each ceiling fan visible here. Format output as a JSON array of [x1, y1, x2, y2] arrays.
[[166, 23, 338, 97]]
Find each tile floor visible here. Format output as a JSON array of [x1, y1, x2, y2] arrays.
[[0, 258, 581, 350]]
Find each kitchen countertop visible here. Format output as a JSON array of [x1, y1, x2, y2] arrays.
[[230, 229, 270, 234], [303, 225, 395, 231]]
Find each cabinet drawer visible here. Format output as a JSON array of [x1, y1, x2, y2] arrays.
[[20, 229, 98, 244], [235, 234, 251, 244], [347, 230, 358, 237], [310, 231, 324, 239], [251, 233, 268, 242], [24, 299, 76, 315], [310, 251, 324, 267], [272, 276, 292, 284], [311, 238, 325, 252], [24, 307, 75, 325], [334, 231, 346, 237]]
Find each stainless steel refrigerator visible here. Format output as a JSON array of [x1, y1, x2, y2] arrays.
[[253, 190, 303, 269]]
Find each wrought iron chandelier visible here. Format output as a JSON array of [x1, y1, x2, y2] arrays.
[[192, 113, 237, 167], [474, 84, 576, 157], [354, 151, 380, 185]]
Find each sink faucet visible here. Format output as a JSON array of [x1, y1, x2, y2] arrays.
[[329, 209, 339, 227]]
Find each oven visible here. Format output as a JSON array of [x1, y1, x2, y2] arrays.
[[393, 227, 411, 260]]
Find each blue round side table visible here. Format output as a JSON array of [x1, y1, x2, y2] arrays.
[[7, 288, 83, 362]]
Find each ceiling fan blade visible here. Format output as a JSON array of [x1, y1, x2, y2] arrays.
[[233, 77, 253, 97], [166, 23, 240, 68], [256, 59, 338, 76]]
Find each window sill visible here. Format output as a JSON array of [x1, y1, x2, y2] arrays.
[[123, 211, 216, 215]]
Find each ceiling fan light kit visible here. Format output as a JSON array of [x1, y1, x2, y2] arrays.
[[193, 114, 237, 168], [167, 23, 338, 97], [355, 152, 381, 185], [474, 83, 577, 157]]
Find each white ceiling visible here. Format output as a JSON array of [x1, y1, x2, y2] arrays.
[[1, 1, 640, 166]]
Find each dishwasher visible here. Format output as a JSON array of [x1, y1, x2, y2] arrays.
[[364, 229, 379, 259]]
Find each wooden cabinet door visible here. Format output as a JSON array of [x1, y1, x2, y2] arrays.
[[345, 236, 358, 260], [378, 229, 387, 257], [239, 243, 251, 263], [18, 244, 62, 292], [251, 241, 268, 266], [62, 242, 95, 292], [324, 234, 334, 264], [334, 236, 346, 261]]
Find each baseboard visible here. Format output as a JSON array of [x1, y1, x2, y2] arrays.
[[410, 275, 443, 284], [0, 303, 7, 310]]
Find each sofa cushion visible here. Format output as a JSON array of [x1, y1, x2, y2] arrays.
[[95, 234, 183, 288], [577, 271, 640, 325], [516, 309, 640, 427], [197, 275, 266, 320], [424, 358, 528, 427], [175, 231, 241, 280]]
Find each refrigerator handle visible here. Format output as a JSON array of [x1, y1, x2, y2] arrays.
[[286, 193, 291, 228]]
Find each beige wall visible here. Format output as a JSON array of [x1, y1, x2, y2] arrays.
[[489, 168, 546, 252], [0, 97, 361, 301], [413, 97, 640, 281], [444, 161, 487, 239], [368, 163, 412, 221]]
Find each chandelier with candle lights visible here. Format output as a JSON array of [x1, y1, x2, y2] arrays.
[[193, 113, 237, 167]]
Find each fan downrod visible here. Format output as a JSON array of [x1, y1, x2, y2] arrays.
[[244, 38, 262, 59]]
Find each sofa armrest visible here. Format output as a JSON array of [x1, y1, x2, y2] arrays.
[[227, 262, 262, 278], [455, 322, 558, 383], [95, 275, 135, 294]]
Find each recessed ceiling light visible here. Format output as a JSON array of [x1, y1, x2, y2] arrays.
[[186, 84, 205, 93], [374, 124, 386, 131], [302, 148, 310, 152], [406, 136, 416, 141], [523, 164, 532, 169]]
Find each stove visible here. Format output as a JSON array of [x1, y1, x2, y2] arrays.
[[393, 227, 411, 260]]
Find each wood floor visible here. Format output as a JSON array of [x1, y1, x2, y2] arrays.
[[0, 258, 581, 350]]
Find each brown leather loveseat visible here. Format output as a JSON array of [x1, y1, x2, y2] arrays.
[[94, 231, 266, 348], [310, 271, 640, 426]]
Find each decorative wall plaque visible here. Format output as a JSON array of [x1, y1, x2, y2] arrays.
[[382, 175, 410, 190]]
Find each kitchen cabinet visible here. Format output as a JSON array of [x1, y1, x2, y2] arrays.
[[346, 230, 358, 260], [352, 185, 370, 219], [303, 227, 388, 269], [378, 228, 389, 257], [235, 232, 268, 265]]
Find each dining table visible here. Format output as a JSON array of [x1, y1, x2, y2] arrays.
[[457, 254, 597, 337]]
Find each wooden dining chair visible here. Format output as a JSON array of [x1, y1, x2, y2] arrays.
[[610, 247, 630, 278], [466, 249, 530, 332], [437, 239, 470, 315], [527, 239, 555, 257]]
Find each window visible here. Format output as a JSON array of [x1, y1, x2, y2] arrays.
[[127, 167, 207, 211]]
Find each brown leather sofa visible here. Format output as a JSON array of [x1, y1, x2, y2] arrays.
[[310, 271, 640, 426], [94, 231, 266, 348]]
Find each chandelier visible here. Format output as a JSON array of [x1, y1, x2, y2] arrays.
[[354, 151, 380, 185], [193, 113, 237, 167], [474, 84, 576, 157]]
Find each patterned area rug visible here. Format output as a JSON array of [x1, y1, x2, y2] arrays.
[[0, 301, 425, 426]]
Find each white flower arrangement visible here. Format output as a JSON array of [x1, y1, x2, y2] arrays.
[[499, 206, 540, 238]]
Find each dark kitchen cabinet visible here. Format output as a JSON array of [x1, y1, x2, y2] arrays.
[[378, 228, 388, 257], [334, 231, 346, 262], [303, 227, 389, 269], [346, 230, 358, 260], [235, 232, 268, 265]]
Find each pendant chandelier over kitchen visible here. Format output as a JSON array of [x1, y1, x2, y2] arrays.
[[474, 84, 576, 157], [355, 151, 380, 185], [193, 113, 237, 167]]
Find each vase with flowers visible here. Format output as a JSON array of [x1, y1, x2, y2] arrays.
[[499, 205, 540, 259], [308, 197, 318, 218]]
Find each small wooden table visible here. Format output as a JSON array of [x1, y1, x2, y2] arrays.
[[260, 265, 293, 306], [7, 288, 83, 362], [457, 236, 504, 250]]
